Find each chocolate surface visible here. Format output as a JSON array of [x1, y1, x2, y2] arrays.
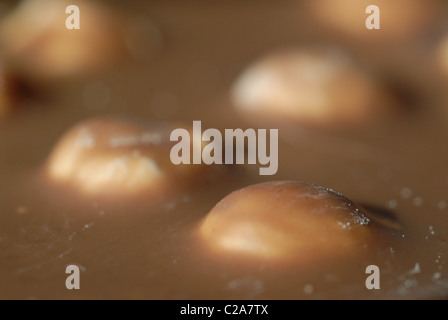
[[0, 0, 447, 299]]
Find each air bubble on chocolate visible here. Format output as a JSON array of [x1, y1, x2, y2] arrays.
[[400, 187, 413, 199], [388, 199, 398, 210], [46, 117, 205, 196], [0, 0, 128, 78], [199, 181, 390, 263], [231, 48, 394, 128], [122, 14, 164, 61], [413, 197, 423, 207], [303, 284, 314, 295]]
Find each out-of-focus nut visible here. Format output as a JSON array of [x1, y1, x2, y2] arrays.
[[308, 0, 438, 42], [232, 48, 394, 128], [0, 0, 128, 78]]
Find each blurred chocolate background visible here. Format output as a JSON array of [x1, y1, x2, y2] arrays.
[[1, 0, 448, 299]]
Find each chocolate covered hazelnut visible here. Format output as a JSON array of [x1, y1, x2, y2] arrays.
[[0, 0, 128, 78], [231, 48, 393, 128], [200, 181, 383, 263], [307, 0, 437, 42], [46, 117, 206, 197]]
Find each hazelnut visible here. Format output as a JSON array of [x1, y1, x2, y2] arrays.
[[200, 181, 389, 263], [0, 0, 128, 78], [46, 117, 206, 197], [232, 48, 394, 128], [307, 0, 438, 42]]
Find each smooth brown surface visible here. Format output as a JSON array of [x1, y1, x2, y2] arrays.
[[0, 62, 14, 118], [0, 0, 448, 299]]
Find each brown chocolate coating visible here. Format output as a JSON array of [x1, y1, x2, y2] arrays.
[[0, 0, 446, 300], [231, 48, 394, 128], [46, 117, 205, 197], [200, 181, 384, 264], [0, 62, 14, 118]]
